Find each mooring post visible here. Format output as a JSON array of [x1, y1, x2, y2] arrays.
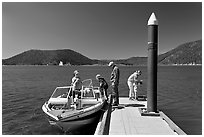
[[147, 13, 158, 112]]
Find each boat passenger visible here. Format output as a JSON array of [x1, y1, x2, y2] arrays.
[[71, 70, 82, 100], [127, 70, 142, 100], [96, 74, 109, 100]]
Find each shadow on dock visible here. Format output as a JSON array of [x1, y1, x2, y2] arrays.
[[122, 103, 145, 108], [111, 103, 145, 112]]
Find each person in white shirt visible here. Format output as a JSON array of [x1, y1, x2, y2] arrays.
[[71, 70, 82, 100], [127, 70, 142, 100]]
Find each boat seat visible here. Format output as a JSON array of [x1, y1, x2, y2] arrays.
[[48, 98, 68, 105]]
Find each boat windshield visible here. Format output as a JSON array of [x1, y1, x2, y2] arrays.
[[51, 87, 71, 98]]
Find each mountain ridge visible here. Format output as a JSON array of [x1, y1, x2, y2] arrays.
[[2, 40, 202, 66], [3, 49, 94, 65]]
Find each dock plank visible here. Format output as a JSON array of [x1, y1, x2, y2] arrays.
[[109, 97, 177, 135]]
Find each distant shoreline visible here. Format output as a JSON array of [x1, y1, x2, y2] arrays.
[[2, 64, 202, 67]]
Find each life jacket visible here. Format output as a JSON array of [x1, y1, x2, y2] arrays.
[[99, 77, 108, 89], [73, 77, 82, 90]]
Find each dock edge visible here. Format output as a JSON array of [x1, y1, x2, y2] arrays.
[[94, 95, 113, 135], [159, 111, 187, 135]]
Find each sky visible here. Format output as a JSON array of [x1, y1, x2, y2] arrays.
[[2, 2, 202, 59]]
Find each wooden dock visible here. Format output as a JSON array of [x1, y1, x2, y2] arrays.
[[95, 97, 186, 135], [94, 12, 188, 135]]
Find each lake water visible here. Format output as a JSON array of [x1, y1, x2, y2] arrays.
[[2, 65, 202, 135]]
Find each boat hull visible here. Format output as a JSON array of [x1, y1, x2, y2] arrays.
[[48, 110, 102, 132], [42, 101, 106, 133], [42, 83, 107, 133]]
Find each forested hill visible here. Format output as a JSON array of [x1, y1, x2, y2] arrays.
[[2, 49, 95, 65], [158, 40, 202, 65], [100, 40, 202, 65], [2, 40, 202, 65], [99, 40, 202, 65]]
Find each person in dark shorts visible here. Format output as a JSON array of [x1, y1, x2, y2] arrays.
[[96, 74, 109, 100], [108, 61, 120, 106]]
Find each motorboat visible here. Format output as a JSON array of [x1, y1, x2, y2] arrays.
[[42, 79, 107, 132]]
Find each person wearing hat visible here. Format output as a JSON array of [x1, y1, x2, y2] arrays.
[[127, 70, 142, 100], [108, 61, 120, 106], [96, 74, 109, 100], [71, 70, 82, 100]]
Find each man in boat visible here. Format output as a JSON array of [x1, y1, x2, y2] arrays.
[[71, 70, 82, 100], [108, 61, 120, 106], [96, 74, 109, 100], [127, 70, 142, 100]]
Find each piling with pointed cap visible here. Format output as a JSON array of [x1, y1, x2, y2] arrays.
[[148, 12, 158, 25], [147, 12, 158, 113]]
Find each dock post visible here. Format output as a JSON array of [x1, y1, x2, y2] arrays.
[[147, 13, 158, 113]]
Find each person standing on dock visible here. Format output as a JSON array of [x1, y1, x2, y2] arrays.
[[108, 61, 120, 106], [96, 74, 109, 100], [127, 70, 142, 100]]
